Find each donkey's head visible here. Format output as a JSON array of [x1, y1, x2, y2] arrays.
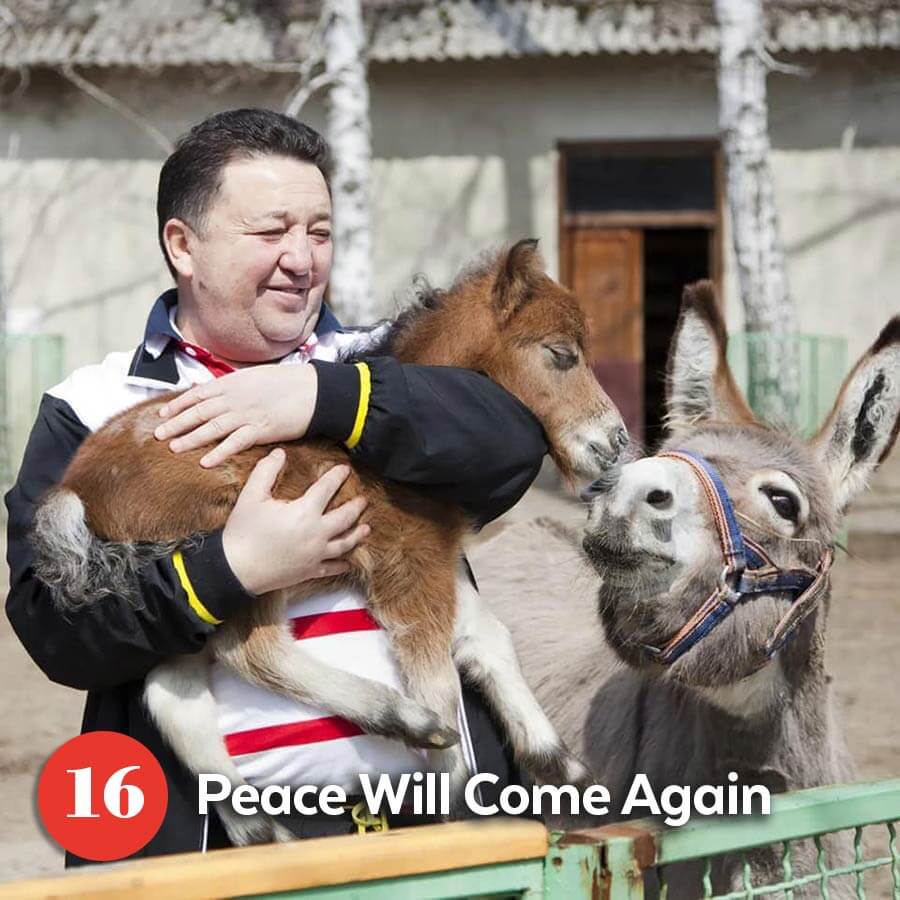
[[391, 240, 627, 480], [583, 281, 900, 712]]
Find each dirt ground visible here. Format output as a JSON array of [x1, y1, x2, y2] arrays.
[[0, 487, 897, 886]]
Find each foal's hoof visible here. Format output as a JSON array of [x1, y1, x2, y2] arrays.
[[562, 754, 596, 790], [421, 724, 461, 749], [219, 807, 291, 847], [524, 745, 595, 788], [385, 701, 460, 749]]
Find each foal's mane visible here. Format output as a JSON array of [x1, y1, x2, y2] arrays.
[[344, 248, 502, 362]]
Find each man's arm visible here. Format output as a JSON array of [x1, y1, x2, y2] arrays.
[[5, 396, 254, 691], [310, 358, 549, 525], [6, 395, 367, 692], [154, 358, 549, 526]]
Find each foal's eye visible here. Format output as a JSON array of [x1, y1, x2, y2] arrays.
[[761, 486, 800, 523], [545, 345, 577, 370]]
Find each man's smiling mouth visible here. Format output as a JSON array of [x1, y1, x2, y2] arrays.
[[266, 285, 309, 295]]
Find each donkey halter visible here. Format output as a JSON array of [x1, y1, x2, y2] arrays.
[[642, 450, 834, 669]]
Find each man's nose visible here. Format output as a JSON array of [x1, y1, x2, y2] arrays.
[[280, 232, 313, 276]]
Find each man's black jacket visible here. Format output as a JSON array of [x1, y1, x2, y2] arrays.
[[5, 295, 548, 863]]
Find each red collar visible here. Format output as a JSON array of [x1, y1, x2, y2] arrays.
[[174, 335, 318, 378], [174, 340, 235, 378]]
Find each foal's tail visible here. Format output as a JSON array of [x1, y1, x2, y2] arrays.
[[31, 488, 175, 610]]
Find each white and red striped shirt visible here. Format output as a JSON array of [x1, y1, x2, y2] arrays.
[[211, 589, 428, 790], [166, 315, 435, 790]]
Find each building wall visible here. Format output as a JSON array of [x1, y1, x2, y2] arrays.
[[1, 51, 898, 525]]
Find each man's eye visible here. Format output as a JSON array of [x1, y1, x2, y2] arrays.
[[761, 487, 800, 522], [258, 229, 285, 237], [311, 230, 332, 241], [544, 345, 577, 370]]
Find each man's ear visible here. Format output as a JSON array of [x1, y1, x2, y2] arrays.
[[162, 219, 194, 279], [492, 239, 543, 323], [665, 281, 758, 433], [811, 316, 900, 513]]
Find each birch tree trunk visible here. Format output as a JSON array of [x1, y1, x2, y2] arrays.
[[0, 208, 11, 494], [323, 0, 375, 324], [715, 0, 799, 423]]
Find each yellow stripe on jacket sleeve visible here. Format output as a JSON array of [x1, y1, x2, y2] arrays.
[[172, 550, 223, 626], [345, 362, 372, 450]]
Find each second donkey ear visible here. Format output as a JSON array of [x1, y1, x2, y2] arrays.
[[493, 239, 543, 322], [811, 316, 900, 513], [665, 281, 758, 433]]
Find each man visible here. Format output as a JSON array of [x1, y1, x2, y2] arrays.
[[5, 109, 548, 863]]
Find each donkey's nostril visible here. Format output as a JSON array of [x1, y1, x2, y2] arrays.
[[614, 425, 629, 449], [645, 489, 673, 510]]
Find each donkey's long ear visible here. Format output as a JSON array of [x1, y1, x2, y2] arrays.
[[665, 281, 758, 433], [493, 239, 543, 322], [811, 317, 900, 512]]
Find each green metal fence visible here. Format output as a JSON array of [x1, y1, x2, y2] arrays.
[[2, 332, 65, 486], [552, 780, 900, 900], [257, 781, 900, 899], [727, 333, 847, 436]]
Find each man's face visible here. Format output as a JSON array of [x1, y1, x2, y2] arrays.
[[175, 154, 333, 364]]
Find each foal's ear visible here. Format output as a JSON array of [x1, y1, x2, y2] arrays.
[[493, 239, 543, 322], [665, 281, 758, 433], [811, 316, 900, 513]]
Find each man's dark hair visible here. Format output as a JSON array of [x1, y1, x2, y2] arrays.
[[157, 108, 332, 279]]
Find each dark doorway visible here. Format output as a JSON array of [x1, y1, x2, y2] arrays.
[[643, 228, 711, 450], [559, 142, 721, 449]]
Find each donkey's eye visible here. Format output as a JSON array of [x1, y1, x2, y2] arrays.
[[761, 486, 800, 523], [545, 345, 577, 370]]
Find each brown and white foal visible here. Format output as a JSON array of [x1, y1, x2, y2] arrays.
[[33, 240, 625, 844]]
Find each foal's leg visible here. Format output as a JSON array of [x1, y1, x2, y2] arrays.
[[144, 653, 294, 846], [452, 566, 592, 786], [367, 560, 472, 817], [211, 590, 459, 750]]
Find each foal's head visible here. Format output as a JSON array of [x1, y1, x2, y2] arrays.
[[583, 282, 900, 713], [388, 240, 627, 480]]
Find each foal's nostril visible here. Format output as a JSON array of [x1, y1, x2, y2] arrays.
[[645, 489, 673, 510], [614, 425, 629, 449], [588, 441, 609, 461]]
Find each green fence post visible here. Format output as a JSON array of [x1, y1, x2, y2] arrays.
[[547, 825, 657, 900], [604, 833, 648, 900], [544, 833, 605, 899]]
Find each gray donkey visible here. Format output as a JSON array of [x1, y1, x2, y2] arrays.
[[484, 283, 899, 897]]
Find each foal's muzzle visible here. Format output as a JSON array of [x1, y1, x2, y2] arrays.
[[581, 425, 629, 498]]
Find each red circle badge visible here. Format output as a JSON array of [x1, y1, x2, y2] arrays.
[[37, 731, 168, 861]]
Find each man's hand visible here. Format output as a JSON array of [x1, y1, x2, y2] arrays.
[[154, 365, 318, 467], [222, 449, 369, 596]]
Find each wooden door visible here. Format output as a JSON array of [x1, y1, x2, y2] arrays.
[[563, 228, 644, 441]]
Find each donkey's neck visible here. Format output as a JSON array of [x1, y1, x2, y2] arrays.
[[678, 634, 851, 791]]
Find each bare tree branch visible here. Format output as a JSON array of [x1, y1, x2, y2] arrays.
[[59, 65, 173, 154], [757, 47, 809, 78], [0, 2, 30, 101], [282, 3, 332, 117], [284, 70, 338, 118]]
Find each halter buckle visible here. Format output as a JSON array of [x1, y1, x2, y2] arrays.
[[717, 565, 741, 607]]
